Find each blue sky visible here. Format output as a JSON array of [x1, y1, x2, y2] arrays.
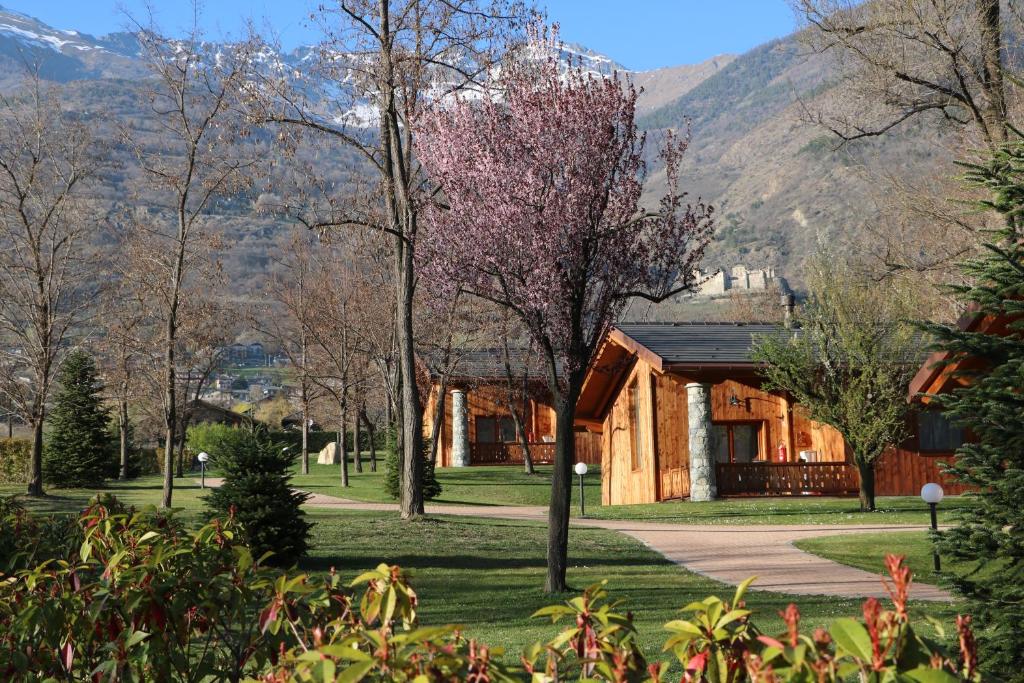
[[3, 1, 797, 70]]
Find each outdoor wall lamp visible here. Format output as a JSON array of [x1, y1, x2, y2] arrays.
[[728, 394, 741, 407], [198, 452, 210, 489], [574, 462, 589, 518], [920, 482, 944, 571]]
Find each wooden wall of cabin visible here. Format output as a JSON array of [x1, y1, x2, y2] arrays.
[[427, 381, 580, 468], [707, 379, 790, 461], [790, 407, 849, 463], [875, 450, 969, 495], [601, 360, 659, 506], [422, 384, 455, 467], [653, 373, 690, 500], [598, 371, 854, 504]]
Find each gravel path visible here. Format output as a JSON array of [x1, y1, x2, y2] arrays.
[[203, 480, 951, 602]]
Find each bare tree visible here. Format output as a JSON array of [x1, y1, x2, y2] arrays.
[[793, 0, 1015, 150], [244, 0, 527, 519], [172, 298, 236, 476], [97, 272, 150, 480], [498, 317, 539, 475], [304, 244, 373, 487], [793, 0, 1021, 299], [0, 77, 103, 495], [258, 229, 323, 475], [125, 22, 256, 507]]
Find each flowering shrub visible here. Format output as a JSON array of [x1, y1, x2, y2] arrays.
[[0, 498, 983, 682]]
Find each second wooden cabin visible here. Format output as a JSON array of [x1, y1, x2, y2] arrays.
[[574, 322, 967, 505], [424, 349, 602, 468]]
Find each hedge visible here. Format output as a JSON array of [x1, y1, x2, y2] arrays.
[[0, 438, 31, 484]]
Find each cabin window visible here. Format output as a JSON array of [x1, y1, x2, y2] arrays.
[[918, 411, 964, 452], [476, 416, 517, 443], [629, 380, 643, 470], [713, 422, 763, 463]]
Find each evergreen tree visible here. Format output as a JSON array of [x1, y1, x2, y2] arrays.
[[924, 137, 1024, 678], [43, 350, 114, 488], [203, 427, 311, 566], [384, 425, 441, 501]]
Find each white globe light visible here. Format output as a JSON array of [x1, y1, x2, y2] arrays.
[[197, 452, 210, 463], [921, 482, 944, 505], [574, 462, 588, 476]]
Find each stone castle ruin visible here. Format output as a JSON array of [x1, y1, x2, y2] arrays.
[[692, 265, 785, 298]]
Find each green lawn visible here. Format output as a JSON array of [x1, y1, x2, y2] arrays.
[[4, 466, 974, 529], [290, 462, 601, 507], [794, 531, 975, 587], [0, 475, 211, 516], [586, 495, 976, 526], [291, 464, 975, 527], [302, 509, 959, 659]]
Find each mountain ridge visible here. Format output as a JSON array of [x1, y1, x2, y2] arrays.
[[0, 7, 939, 302]]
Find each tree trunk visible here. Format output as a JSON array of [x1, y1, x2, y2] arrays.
[[26, 417, 43, 496], [509, 401, 534, 475], [300, 398, 309, 475], [162, 319, 176, 508], [175, 426, 187, 478], [118, 398, 129, 480], [856, 459, 877, 512], [979, 0, 1007, 147], [396, 239, 424, 519], [429, 381, 446, 464], [361, 409, 377, 472], [545, 393, 578, 593], [339, 406, 349, 488], [354, 405, 363, 473]]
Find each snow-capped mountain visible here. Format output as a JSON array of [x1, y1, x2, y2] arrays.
[[0, 4, 150, 83]]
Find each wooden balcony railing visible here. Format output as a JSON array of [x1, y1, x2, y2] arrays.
[[471, 442, 557, 465], [716, 461, 859, 497]]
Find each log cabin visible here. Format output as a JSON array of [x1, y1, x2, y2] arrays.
[[423, 349, 601, 468], [574, 322, 969, 505]]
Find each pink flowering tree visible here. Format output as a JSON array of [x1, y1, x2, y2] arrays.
[[415, 27, 714, 592]]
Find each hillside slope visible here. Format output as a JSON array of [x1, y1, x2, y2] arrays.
[[0, 7, 948, 298]]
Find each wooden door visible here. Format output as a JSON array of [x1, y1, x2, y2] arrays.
[[654, 374, 690, 500]]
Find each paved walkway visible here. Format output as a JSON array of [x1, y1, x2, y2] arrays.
[[204, 480, 951, 602]]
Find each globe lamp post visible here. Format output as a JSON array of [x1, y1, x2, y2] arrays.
[[574, 462, 589, 518], [920, 482, 944, 571]]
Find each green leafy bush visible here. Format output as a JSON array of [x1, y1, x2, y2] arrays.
[[186, 422, 237, 465], [383, 426, 441, 501], [202, 426, 312, 566], [42, 350, 115, 487], [0, 438, 30, 484], [0, 497, 344, 681]]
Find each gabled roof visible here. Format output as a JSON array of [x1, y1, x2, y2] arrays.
[[427, 348, 557, 382], [575, 322, 788, 429], [614, 322, 787, 367], [907, 309, 1016, 401]]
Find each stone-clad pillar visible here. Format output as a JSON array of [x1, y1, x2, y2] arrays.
[[686, 382, 717, 501], [451, 389, 470, 467]]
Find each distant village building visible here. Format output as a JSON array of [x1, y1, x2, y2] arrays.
[[692, 265, 787, 298]]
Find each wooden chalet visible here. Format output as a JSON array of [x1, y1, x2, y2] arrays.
[[424, 349, 601, 468], [575, 322, 968, 505]]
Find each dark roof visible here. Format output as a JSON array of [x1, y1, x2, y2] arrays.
[[446, 348, 551, 380], [614, 322, 788, 365]]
